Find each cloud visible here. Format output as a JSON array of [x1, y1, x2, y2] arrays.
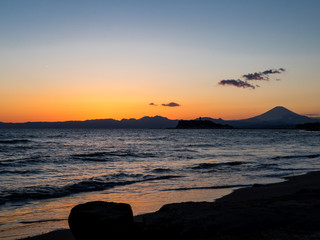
[[218, 79, 255, 89], [243, 68, 286, 81], [242, 72, 266, 81], [218, 68, 286, 90], [262, 68, 285, 75], [149, 102, 157, 106], [162, 102, 181, 107], [305, 113, 320, 117]]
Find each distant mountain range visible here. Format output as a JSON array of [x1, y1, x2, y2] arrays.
[[0, 116, 178, 129], [0, 106, 318, 129]]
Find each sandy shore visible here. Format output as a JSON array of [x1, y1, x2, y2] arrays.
[[20, 171, 320, 240]]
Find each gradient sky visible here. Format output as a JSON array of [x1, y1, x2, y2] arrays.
[[1, 0, 320, 122]]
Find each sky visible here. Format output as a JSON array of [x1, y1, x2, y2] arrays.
[[1, 0, 320, 122]]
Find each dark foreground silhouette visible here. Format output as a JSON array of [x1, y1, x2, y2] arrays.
[[21, 171, 320, 240]]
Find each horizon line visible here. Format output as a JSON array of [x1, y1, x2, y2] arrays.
[[1, 106, 318, 124]]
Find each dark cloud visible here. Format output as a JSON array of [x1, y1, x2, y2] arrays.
[[149, 102, 157, 106], [243, 68, 286, 81], [162, 102, 181, 107], [242, 72, 267, 81], [218, 68, 285, 90], [262, 68, 285, 75], [218, 79, 255, 89]]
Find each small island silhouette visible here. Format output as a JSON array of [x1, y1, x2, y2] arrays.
[[176, 119, 233, 129], [296, 122, 320, 131]]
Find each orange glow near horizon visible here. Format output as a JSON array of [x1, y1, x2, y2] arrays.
[[2, 95, 320, 123], [1, 74, 320, 123]]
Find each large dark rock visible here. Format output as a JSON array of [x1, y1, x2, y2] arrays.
[[68, 201, 133, 240]]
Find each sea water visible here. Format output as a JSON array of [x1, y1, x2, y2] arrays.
[[0, 129, 319, 239]]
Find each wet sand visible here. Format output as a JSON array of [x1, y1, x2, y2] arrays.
[[20, 171, 320, 239]]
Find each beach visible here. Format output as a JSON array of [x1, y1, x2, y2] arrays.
[[20, 170, 320, 240]]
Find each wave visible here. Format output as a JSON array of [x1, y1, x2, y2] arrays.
[[144, 175, 181, 181], [191, 161, 244, 170], [72, 151, 110, 158], [257, 163, 278, 168], [0, 169, 42, 175], [147, 136, 170, 141], [113, 172, 143, 178], [262, 173, 293, 178], [0, 160, 13, 166], [46, 134, 65, 138], [172, 148, 198, 153], [0, 139, 30, 144], [19, 218, 66, 224], [162, 184, 250, 192], [0, 174, 182, 205], [71, 151, 112, 162], [187, 143, 217, 148], [151, 168, 172, 173], [72, 150, 156, 161], [272, 154, 320, 160], [1, 156, 48, 167]]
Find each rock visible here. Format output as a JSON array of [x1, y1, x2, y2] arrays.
[[141, 202, 216, 239], [68, 201, 133, 240]]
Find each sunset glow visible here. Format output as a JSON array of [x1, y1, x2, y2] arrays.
[[1, 0, 320, 123]]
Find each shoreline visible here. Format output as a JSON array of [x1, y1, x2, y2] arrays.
[[19, 170, 320, 239]]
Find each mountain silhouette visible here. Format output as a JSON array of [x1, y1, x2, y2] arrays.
[[250, 106, 310, 122], [0, 106, 316, 129], [227, 106, 314, 128]]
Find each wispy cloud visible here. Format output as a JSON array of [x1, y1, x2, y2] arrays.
[[162, 102, 181, 107], [149, 102, 157, 106], [218, 68, 285, 90], [242, 68, 286, 81], [305, 113, 320, 117], [218, 79, 255, 89]]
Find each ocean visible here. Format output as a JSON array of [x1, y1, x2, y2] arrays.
[[0, 128, 319, 240]]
